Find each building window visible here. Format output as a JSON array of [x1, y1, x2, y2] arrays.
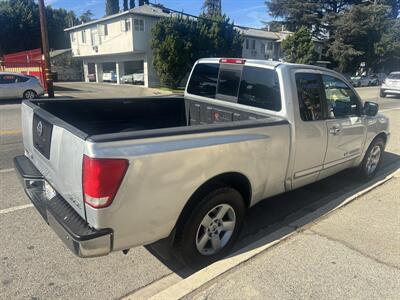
[[70, 32, 75, 42], [81, 30, 86, 43], [134, 19, 144, 31], [104, 24, 108, 36], [245, 39, 249, 49], [121, 19, 131, 32], [251, 39, 256, 50], [267, 42, 273, 51]]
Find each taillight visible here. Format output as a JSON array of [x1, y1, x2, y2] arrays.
[[82, 155, 129, 209], [219, 58, 246, 64]]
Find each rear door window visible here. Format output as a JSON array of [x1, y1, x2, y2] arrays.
[[238, 66, 281, 111], [216, 66, 242, 101], [187, 63, 220, 98]]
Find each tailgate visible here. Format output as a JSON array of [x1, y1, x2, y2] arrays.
[[21, 102, 87, 219]]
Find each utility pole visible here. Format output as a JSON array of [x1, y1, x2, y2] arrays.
[[38, 0, 54, 98]]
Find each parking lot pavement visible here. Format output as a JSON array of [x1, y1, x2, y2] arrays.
[[187, 175, 400, 300], [0, 87, 399, 299], [53, 82, 171, 99]]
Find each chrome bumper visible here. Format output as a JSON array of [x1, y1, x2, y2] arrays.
[[13, 155, 113, 258]]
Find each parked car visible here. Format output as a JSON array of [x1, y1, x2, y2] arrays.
[[102, 71, 117, 82], [120, 72, 145, 84], [350, 74, 378, 87], [14, 58, 389, 268], [380, 71, 400, 98], [0, 72, 44, 100], [88, 73, 96, 82]]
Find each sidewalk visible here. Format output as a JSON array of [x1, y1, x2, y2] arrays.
[[187, 174, 400, 299]]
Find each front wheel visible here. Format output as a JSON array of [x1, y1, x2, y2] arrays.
[[174, 187, 245, 269], [358, 137, 384, 180]]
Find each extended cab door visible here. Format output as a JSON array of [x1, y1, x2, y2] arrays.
[[291, 71, 328, 189], [320, 74, 367, 178]]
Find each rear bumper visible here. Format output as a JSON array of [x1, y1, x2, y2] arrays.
[[13, 155, 113, 258]]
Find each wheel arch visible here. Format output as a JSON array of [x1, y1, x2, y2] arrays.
[[173, 172, 252, 235]]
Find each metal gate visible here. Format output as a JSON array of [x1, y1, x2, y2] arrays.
[[0, 49, 47, 90]]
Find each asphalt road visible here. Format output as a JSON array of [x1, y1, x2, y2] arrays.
[[0, 86, 399, 299]]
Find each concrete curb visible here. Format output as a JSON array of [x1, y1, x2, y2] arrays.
[[149, 168, 399, 300]]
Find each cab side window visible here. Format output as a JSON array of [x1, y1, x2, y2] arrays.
[[322, 75, 360, 118], [295, 73, 324, 121]]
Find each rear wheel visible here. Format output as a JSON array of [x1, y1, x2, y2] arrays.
[[23, 90, 37, 100], [174, 187, 245, 269], [358, 137, 384, 180]]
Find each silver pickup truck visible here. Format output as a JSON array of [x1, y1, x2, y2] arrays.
[[14, 58, 389, 268]]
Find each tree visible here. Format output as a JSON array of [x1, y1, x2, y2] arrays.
[[79, 10, 93, 23], [0, 0, 78, 55], [328, 4, 395, 72], [138, 0, 149, 6], [151, 15, 242, 88], [123, 0, 129, 11], [265, 0, 363, 38], [105, 0, 119, 15], [203, 0, 222, 16], [281, 26, 316, 64], [130, 0, 135, 9]]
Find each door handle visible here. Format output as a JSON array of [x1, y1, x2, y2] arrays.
[[329, 127, 341, 135]]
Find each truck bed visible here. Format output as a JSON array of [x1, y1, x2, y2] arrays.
[[29, 97, 286, 142]]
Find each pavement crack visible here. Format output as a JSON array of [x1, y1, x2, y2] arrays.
[[307, 229, 400, 270]]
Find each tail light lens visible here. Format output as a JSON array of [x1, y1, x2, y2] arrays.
[[219, 58, 246, 64], [82, 155, 129, 209]]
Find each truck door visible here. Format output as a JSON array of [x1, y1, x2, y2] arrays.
[[320, 74, 366, 178], [291, 72, 328, 189]]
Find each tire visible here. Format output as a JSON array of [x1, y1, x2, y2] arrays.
[[380, 89, 386, 98], [23, 90, 37, 100], [358, 137, 385, 180], [174, 187, 246, 269]]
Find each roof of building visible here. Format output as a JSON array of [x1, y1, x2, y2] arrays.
[[236, 27, 280, 40], [65, 5, 176, 32], [50, 48, 71, 58]]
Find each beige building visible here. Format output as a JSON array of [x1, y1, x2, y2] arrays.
[[65, 4, 293, 87]]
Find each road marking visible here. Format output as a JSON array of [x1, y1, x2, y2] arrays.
[[0, 129, 22, 136], [0, 204, 33, 215], [0, 168, 14, 174], [149, 166, 399, 300]]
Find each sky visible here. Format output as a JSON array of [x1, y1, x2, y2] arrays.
[[45, 0, 273, 28]]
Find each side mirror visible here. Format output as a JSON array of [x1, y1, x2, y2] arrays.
[[364, 101, 379, 116]]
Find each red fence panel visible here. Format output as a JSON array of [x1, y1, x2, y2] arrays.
[[1, 49, 47, 90]]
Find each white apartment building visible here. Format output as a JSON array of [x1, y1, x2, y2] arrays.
[[65, 4, 291, 87], [65, 5, 175, 87]]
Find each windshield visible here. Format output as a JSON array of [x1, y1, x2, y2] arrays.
[[388, 73, 400, 79]]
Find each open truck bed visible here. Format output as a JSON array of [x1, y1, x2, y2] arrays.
[[29, 96, 286, 142]]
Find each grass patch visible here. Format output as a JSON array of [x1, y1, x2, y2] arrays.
[[158, 86, 185, 93]]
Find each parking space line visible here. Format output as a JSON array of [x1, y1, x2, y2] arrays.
[[0, 168, 15, 174], [0, 129, 22, 136], [0, 204, 33, 215]]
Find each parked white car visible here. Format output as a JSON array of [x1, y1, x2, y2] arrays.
[[120, 72, 145, 84], [102, 71, 117, 83], [380, 72, 400, 97], [0, 72, 44, 99]]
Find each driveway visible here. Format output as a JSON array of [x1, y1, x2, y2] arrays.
[[54, 82, 170, 99]]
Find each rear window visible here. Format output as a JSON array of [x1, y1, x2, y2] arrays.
[[187, 63, 282, 112], [187, 63, 219, 98]]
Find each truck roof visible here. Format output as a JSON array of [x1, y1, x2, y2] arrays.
[[196, 58, 344, 77]]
